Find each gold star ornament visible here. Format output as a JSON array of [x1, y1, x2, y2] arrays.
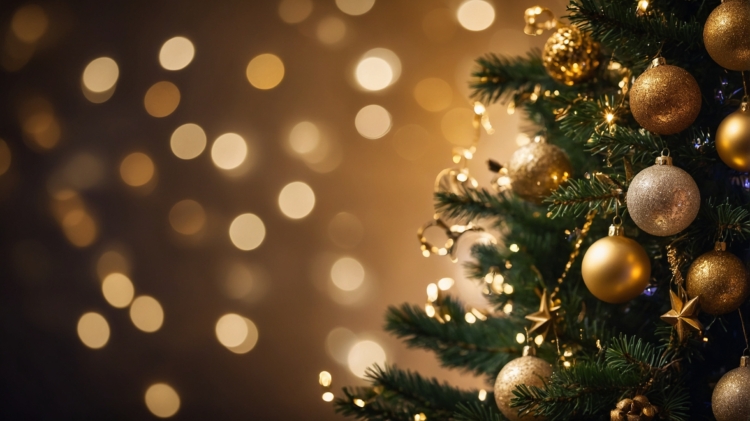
[[660, 290, 702, 342], [525, 290, 561, 338]]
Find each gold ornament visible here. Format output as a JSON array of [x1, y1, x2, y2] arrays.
[[524, 7, 600, 86], [542, 26, 600, 86], [494, 346, 552, 421], [525, 290, 561, 339], [712, 356, 750, 421], [704, 0, 750, 71], [660, 290, 702, 342], [625, 154, 700, 237], [629, 58, 701, 135], [508, 139, 572, 204], [716, 100, 750, 171], [610, 395, 658, 421], [581, 224, 651, 304], [686, 242, 750, 315]]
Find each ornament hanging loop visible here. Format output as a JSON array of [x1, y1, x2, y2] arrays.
[[656, 149, 673, 165], [524, 7, 557, 35]]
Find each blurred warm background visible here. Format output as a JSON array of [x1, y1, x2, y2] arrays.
[[0, 0, 566, 419]]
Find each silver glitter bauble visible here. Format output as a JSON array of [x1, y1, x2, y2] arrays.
[[626, 155, 700, 236], [494, 346, 552, 421], [713, 356, 750, 421]]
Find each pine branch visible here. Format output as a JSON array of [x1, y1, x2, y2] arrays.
[[588, 126, 666, 167], [568, 0, 706, 67], [470, 51, 560, 104], [385, 299, 523, 378], [546, 176, 623, 218], [335, 366, 483, 421], [454, 401, 507, 421]]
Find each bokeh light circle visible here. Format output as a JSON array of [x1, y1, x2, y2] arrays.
[[289, 121, 320, 154], [159, 37, 195, 70], [278, 181, 316, 219], [170, 123, 207, 160], [211, 133, 247, 170], [120, 152, 155, 187], [145, 383, 180, 418], [457, 0, 495, 32], [83, 57, 119, 93], [229, 213, 266, 251], [102, 273, 135, 308], [278, 0, 313, 24], [144, 81, 181, 118], [169, 199, 206, 235], [347, 340, 386, 378], [331, 257, 365, 291], [355, 57, 393, 91], [77, 312, 110, 349], [336, 0, 376, 16], [414, 78, 453, 112], [355, 105, 392, 139], [246, 54, 285, 90], [130, 296, 164, 332]]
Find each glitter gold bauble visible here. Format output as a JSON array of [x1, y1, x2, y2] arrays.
[[508, 141, 572, 204], [542, 25, 600, 86], [712, 356, 750, 421], [629, 58, 701, 135], [686, 242, 750, 315], [704, 0, 750, 71], [625, 155, 700, 236], [716, 101, 750, 171], [494, 346, 552, 421], [581, 224, 651, 304]]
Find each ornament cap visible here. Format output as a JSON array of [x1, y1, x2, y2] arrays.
[[608, 224, 624, 236], [715, 241, 727, 252], [741, 356, 749, 367], [649, 57, 666, 69], [655, 155, 673, 166], [522, 345, 537, 357]]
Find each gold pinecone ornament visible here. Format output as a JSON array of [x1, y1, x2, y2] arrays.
[[704, 0, 750, 71], [542, 26, 600, 86], [629, 58, 702, 135], [610, 396, 658, 421]]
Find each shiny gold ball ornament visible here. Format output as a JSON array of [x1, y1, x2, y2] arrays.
[[704, 0, 750, 71], [508, 140, 572, 204], [686, 242, 750, 315], [712, 356, 750, 421], [625, 154, 700, 236], [629, 58, 701, 135], [542, 25, 600, 86], [581, 224, 651, 304], [716, 100, 750, 171], [494, 346, 552, 421]]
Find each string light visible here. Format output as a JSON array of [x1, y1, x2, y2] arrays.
[[636, 0, 649, 16]]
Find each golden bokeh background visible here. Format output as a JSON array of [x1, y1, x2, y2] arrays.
[[0, 0, 565, 418]]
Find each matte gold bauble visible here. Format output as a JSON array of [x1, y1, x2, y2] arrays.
[[704, 0, 750, 71], [686, 242, 750, 315], [716, 101, 750, 171], [494, 346, 552, 421], [712, 356, 750, 421], [625, 155, 700, 236], [508, 141, 572, 204], [581, 224, 651, 304], [542, 25, 600, 86], [629, 58, 701, 135]]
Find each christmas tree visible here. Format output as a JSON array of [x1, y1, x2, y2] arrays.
[[333, 0, 750, 420]]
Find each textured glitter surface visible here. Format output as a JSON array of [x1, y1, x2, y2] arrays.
[[542, 26, 600, 86], [712, 359, 750, 421], [581, 234, 651, 303], [494, 355, 552, 421], [626, 163, 700, 236], [508, 142, 572, 204], [686, 249, 749, 315], [716, 107, 750, 171], [704, 0, 750, 71], [629, 64, 701, 135]]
